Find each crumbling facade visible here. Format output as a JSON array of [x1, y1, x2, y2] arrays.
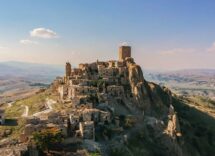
[[21, 112, 69, 143]]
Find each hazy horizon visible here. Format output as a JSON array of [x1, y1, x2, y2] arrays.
[[1, 0, 215, 70], [1, 60, 215, 73]]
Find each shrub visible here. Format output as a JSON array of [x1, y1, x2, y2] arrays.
[[33, 127, 63, 152]]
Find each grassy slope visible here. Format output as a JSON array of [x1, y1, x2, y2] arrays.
[[0, 90, 50, 140], [172, 96, 215, 156], [5, 91, 49, 117]]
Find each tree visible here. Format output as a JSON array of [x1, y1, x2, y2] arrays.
[[33, 127, 63, 153]]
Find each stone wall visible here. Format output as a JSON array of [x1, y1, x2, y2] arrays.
[[79, 121, 95, 140], [70, 86, 98, 98]]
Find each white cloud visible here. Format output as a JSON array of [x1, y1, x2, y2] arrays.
[[119, 42, 129, 46], [20, 39, 38, 45], [207, 42, 215, 52], [30, 28, 58, 39], [159, 48, 195, 55]]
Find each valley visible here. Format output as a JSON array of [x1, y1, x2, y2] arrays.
[[146, 69, 215, 100], [0, 61, 63, 105]]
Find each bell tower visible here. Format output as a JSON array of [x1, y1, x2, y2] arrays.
[[119, 46, 131, 61], [65, 62, 71, 77]]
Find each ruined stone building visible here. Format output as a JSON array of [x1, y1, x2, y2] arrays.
[[52, 46, 141, 139], [52, 45, 173, 140]]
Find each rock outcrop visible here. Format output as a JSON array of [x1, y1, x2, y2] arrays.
[[127, 63, 151, 110], [166, 105, 182, 139]]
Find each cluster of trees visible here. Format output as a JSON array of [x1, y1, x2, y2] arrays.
[[33, 127, 63, 153]]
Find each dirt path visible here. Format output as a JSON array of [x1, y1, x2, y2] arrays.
[[22, 105, 29, 117], [46, 99, 55, 110], [32, 98, 56, 117], [7, 102, 14, 108]]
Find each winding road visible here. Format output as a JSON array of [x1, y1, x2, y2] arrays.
[[20, 98, 56, 118], [32, 98, 56, 117]]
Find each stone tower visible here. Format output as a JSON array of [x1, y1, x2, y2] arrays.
[[65, 62, 71, 77], [119, 46, 131, 61]]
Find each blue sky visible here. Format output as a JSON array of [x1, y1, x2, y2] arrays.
[[0, 0, 215, 70]]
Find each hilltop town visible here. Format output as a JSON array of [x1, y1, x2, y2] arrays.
[[49, 46, 180, 141], [0, 46, 214, 156]]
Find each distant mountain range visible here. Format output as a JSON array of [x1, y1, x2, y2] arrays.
[[145, 68, 215, 99], [0, 61, 65, 103], [0, 61, 64, 83], [145, 68, 215, 82], [1, 61, 215, 84]]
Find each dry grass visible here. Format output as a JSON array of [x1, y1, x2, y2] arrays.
[[5, 91, 49, 117], [0, 91, 50, 141], [184, 96, 215, 118]]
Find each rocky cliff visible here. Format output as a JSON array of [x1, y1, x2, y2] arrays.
[[96, 57, 185, 156], [125, 58, 171, 115], [108, 60, 215, 156]]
